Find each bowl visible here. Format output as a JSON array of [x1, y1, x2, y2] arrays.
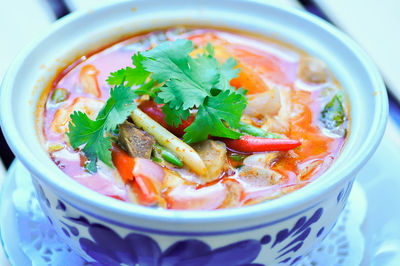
[[0, 0, 387, 264]]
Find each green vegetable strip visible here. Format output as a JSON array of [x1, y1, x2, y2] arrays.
[[238, 122, 282, 139], [321, 93, 345, 129], [154, 143, 183, 167], [51, 88, 69, 103], [229, 153, 246, 162]]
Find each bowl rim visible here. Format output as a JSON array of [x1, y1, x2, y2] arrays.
[[0, 0, 388, 225]]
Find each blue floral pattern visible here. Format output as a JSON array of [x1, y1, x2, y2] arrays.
[[34, 180, 353, 265], [79, 223, 261, 266], [55, 206, 324, 265]]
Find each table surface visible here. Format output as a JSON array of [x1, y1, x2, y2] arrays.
[[1, 0, 400, 265]]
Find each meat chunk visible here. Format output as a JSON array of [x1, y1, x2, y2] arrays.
[[118, 121, 155, 159], [244, 86, 281, 117], [193, 140, 227, 183], [243, 152, 279, 169], [238, 165, 282, 186], [220, 180, 244, 208]]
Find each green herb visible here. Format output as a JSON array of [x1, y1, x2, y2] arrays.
[[229, 153, 246, 162], [183, 90, 246, 143], [321, 93, 345, 129], [68, 39, 249, 171], [143, 39, 245, 142], [51, 88, 69, 103], [105, 39, 246, 143], [67, 84, 137, 172], [238, 122, 282, 139], [106, 53, 150, 87]]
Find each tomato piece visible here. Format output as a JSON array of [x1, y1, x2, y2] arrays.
[[139, 101, 194, 137], [111, 145, 135, 183]]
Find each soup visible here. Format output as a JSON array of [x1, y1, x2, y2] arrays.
[[40, 28, 348, 210]]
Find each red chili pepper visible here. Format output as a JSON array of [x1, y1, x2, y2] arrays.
[[222, 135, 301, 153], [139, 101, 194, 137]]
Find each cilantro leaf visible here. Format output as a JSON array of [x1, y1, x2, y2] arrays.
[[216, 57, 240, 91], [134, 80, 158, 98], [67, 111, 112, 172], [143, 39, 218, 111], [142, 39, 246, 141], [67, 84, 137, 172], [183, 90, 247, 143], [106, 53, 150, 87], [161, 105, 190, 127]]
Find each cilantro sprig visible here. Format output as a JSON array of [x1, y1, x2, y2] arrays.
[[68, 39, 248, 171], [67, 85, 137, 172], [108, 39, 247, 143]]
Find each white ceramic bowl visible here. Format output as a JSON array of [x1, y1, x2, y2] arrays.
[[0, 0, 387, 264]]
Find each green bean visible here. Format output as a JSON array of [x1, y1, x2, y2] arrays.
[[51, 88, 69, 103], [156, 144, 183, 167], [238, 122, 282, 139], [229, 153, 246, 162], [154, 143, 183, 167]]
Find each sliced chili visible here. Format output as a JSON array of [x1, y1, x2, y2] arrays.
[[222, 135, 301, 153]]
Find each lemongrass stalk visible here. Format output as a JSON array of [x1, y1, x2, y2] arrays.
[[131, 109, 207, 176]]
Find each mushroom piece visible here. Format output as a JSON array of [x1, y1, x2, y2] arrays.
[[238, 165, 282, 186], [118, 121, 155, 159], [193, 140, 228, 183], [298, 57, 329, 84], [244, 86, 281, 117]]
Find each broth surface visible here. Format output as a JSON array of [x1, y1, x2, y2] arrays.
[[41, 28, 348, 209]]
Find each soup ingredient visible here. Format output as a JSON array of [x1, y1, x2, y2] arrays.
[[237, 121, 281, 139], [239, 165, 282, 186], [166, 183, 227, 210], [118, 120, 155, 159], [243, 152, 279, 168], [223, 135, 301, 153], [67, 84, 137, 172], [153, 143, 183, 167], [111, 145, 164, 205], [219, 179, 244, 208], [132, 157, 165, 205], [139, 100, 194, 137], [79, 65, 101, 97], [244, 88, 281, 117], [50, 97, 104, 134], [131, 108, 207, 176], [298, 57, 329, 84], [183, 89, 247, 143], [109, 39, 247, 143], [321, 93, 345, 129], [193, 140, 228, 182], [111, 145, 136, 183], [50, 88, 69, 103], [229, 153, 246, 162], [106, 53, 150, 87], [230, 63, 268, 94]]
